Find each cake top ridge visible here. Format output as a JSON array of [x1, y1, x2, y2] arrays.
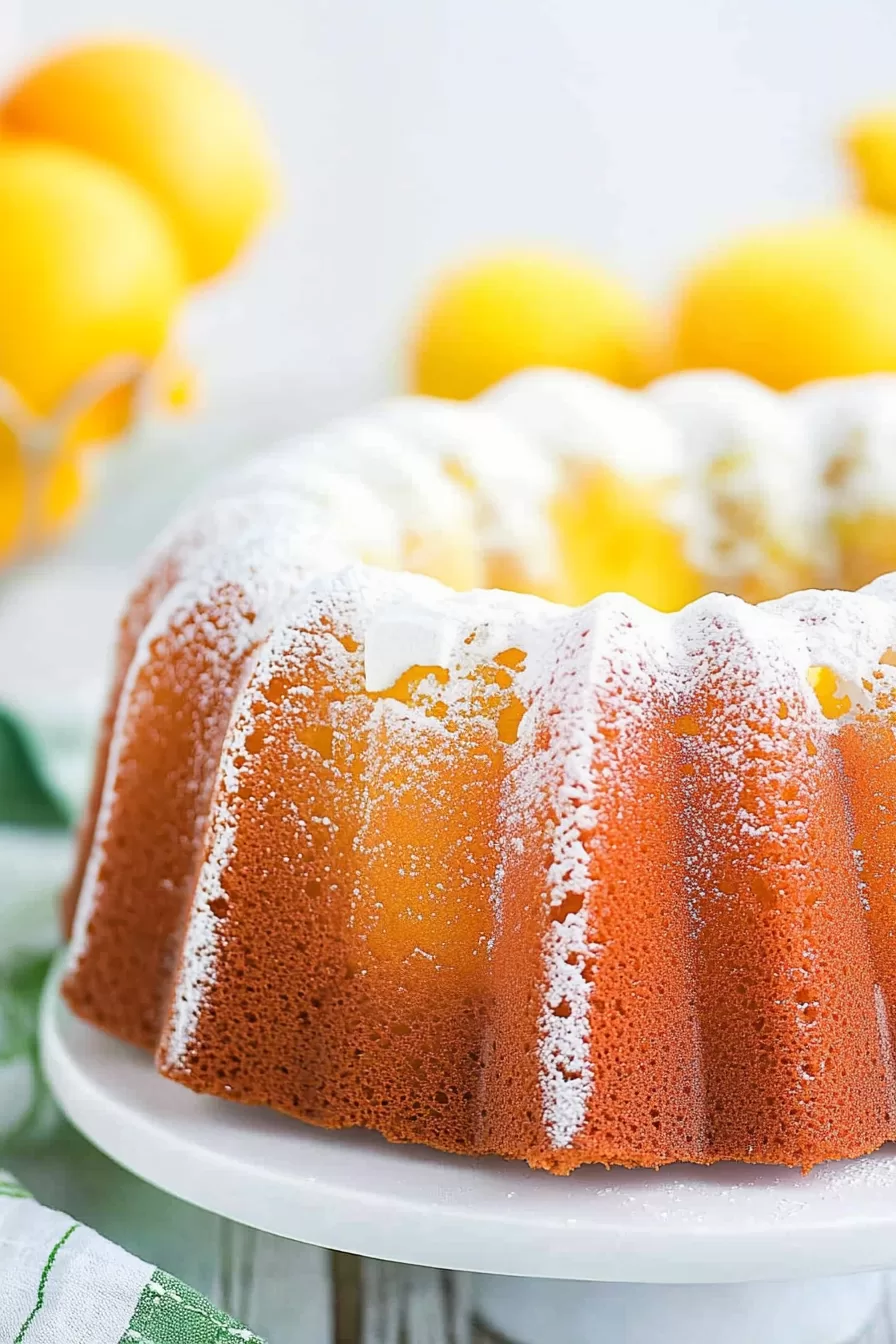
[[649, 370, 825, 586], [794, 374, 896, 520], [129, 366, 896, 757], [139, 366, 896, 622], [366, 393, 559, 587], [482, 366, 681, 481]]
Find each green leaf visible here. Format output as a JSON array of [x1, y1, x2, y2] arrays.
[[0, 710, 68, 829]]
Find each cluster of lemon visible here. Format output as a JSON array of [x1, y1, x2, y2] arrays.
[[411, 109, 896, 401], [0, 39, 275, 562]]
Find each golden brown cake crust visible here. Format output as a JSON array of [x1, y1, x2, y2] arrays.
[[61, 373, 896, 1172]]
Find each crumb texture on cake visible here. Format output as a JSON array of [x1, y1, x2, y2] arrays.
[[62, 368, 896, 1171]]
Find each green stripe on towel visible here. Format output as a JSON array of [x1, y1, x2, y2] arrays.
[[13, 1222, 78, 1342], [122, 1269, 264, 1344]]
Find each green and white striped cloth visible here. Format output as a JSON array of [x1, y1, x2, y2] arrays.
[[0, 569, 267, 1344], [0, 1171, 263, 1343]]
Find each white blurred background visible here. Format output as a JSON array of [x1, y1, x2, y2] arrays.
[[15, 0, 896, 412]]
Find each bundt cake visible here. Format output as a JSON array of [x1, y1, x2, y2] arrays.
[[62, 368, 896, 1172]]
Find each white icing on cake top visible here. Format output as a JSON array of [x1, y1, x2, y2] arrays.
[[366, 394, 559, 586], [363, 584, 562, 694], [307, 415, 481, 577], [482, 366, 682, 480], [648, 370, 825, 583], [147, 366, 896, 613], [794, 375, 896, 518]]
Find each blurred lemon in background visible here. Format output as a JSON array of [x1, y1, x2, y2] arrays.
[[0, 139, 183, 412], [0, 138, 184, 560], [0, 37, 277, 566], [671, 212, 896, 389], [844, 107, 896, 214], [410, 251, 662, 399], [2, 39, 278, 282]]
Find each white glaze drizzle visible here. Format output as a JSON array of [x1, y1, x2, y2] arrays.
[[648, 370, 826, 584], [482, 366, 681, 479], [794, 375, 896, 518], [367, 394, 559, 587]]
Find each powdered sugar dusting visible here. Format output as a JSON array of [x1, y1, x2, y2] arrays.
[[672, 594, 824, 877], [523, 583, 896, 1151], [483, 367, 682, 481], [529, 598, 676, 1148], [767, 586, 896, 714], [157, 597, 326, 1071], [649, 371, 826, 587], [367, 394, 560, 588], [161, 566, 453, 1068], [68, 582, 187, 971], [795, 375, 896, 518], [485, 366, 875, 597], [526, 610, 605, 1147]]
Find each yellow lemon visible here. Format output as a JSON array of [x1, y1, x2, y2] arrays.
[[0, 138, 184, 413], [844, 107, 896, 214], [672, 213, 896, 390], [3, 39, 277, 282], [0, 139, 184, 563], [410, 251, 662, 399]]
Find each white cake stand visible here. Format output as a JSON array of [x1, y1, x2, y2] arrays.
[[40, 961, 896, 1344]]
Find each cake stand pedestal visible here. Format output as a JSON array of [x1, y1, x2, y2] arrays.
[[39, 963, 896, 1344]]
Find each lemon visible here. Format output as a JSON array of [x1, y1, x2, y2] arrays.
[[3, 39, 277, 282], [0, 138, 184, 413], [672, 213, 896, 390], [410, 251, 662, 399], [844, 107, 896, 214], [0, 139, 184, 562]]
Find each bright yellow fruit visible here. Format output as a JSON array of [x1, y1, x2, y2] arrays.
[[0, 138, 184, 414], [672, 213, 896, 390], [0, 138, 184, 563], [3, 39, 277, 282], [844, 107, 896, 214], [410, 251, 662, 399]]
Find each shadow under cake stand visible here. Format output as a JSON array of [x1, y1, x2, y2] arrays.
[[40, 958, 896, 1344]]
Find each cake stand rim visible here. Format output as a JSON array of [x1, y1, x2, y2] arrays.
[[39, 956, 896, 1285]]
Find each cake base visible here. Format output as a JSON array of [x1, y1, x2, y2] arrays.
[[40, 957, 896, 1343], [474, 1275, 884, 1344]]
